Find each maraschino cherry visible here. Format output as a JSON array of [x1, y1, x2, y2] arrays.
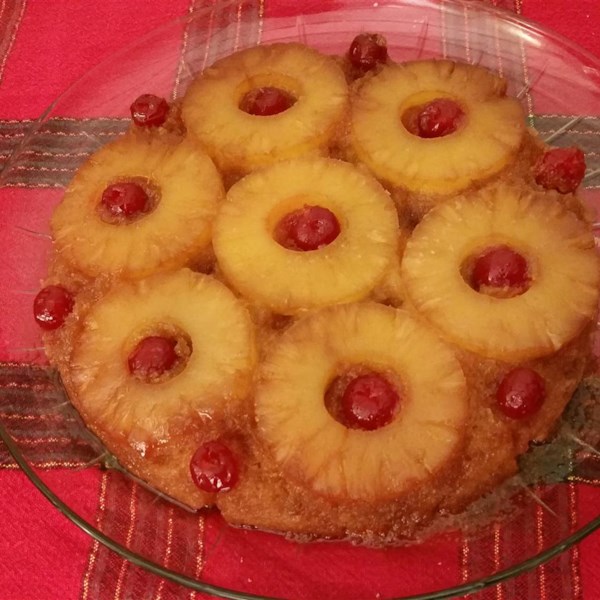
[[100, 182, 151, 221], [348, 33, 388, 72], [130, 94, 169, 127], [190, 441, 239, 493], [533, 147, 586, 194], [341, 373, 400, 430], [128, 336, 178, 380], [240, 87, 296, 116], [471, 245, 530, 293], [496, 368, 546, 419], [405, 98, 465, 138], [33, 285, 74, 330], [275, 205, 341, 251]]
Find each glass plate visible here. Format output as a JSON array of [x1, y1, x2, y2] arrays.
[[1, 0, 599, 598]]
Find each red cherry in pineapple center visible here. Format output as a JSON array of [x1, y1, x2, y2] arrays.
[[406, 98, 465, 139], [128, 336, 178, 381], [470, 245, 530, 294], [341, 373, 400, 431], [33, 285, 74, 330], [496, 368, 546, 419], [100, 182, 151, 222], [130, 94, 169, 127], [348, 33, 388, 72], [275, 205, 341, 251], [239, 87, 296, 116], [190, 441, 239, 493]]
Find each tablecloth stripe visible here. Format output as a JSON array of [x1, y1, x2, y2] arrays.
[[173, 0, 217, 100], [459, 482, 593, 600], [172, 0, 264, 99], [570, 454, 600, 486], [0, 118, 128, 187], [0, 362, 102, 468], [77, 471, 207, 600], [2, 121, 600, 189]]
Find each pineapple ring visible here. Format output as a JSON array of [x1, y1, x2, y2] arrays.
[[255, 302, 468, 502], [213, 157, 399, 314], [51, 136, 223, 279], [350, 60, 525, 195], [401, 185, 600, 361], [182, 43, 348, 173], [66, 269, 256, 441]]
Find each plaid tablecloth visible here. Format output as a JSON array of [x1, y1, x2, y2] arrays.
[[0, 1, 599, 599]]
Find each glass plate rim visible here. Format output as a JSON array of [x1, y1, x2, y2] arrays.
[[2, 421, 598, 600]]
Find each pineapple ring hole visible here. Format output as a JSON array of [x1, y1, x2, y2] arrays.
[[125, 323, 193, 384], [399, 91, 466, 138], [461, 244, 532, 299], [97, 176, 161, 225], [324, 366, 403, 431], [236, 74, 300, 116]]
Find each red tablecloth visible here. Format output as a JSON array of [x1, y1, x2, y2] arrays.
[[0, 1, 599, 599]]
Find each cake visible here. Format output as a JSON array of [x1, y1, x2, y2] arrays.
[[34, 34, 599, 544]]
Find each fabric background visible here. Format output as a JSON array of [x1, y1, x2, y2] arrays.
[[0, 1, 598, 599]]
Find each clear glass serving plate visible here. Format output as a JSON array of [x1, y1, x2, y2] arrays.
[[1, 0, 599, 598]]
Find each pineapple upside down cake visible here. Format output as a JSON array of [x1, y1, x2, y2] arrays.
[[35, 33, 600, 544]]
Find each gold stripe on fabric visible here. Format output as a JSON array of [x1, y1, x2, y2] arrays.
[[257, 0, 264, 44], [568, 483, 584, 600], [188, 514, 206, 600], [459, 537, 470, 583], [154, 506, 175, 600], [0, 460, 87, 469], [493, 522, 505, 600], [234, 0, 244, 51], [535, 503, 548, 600], [81, 472, 109, 600], [172, 0, 197, 100], [113, 483, 138, 600], [462, 3, 471, 63], [200, 0, 218, 72]]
